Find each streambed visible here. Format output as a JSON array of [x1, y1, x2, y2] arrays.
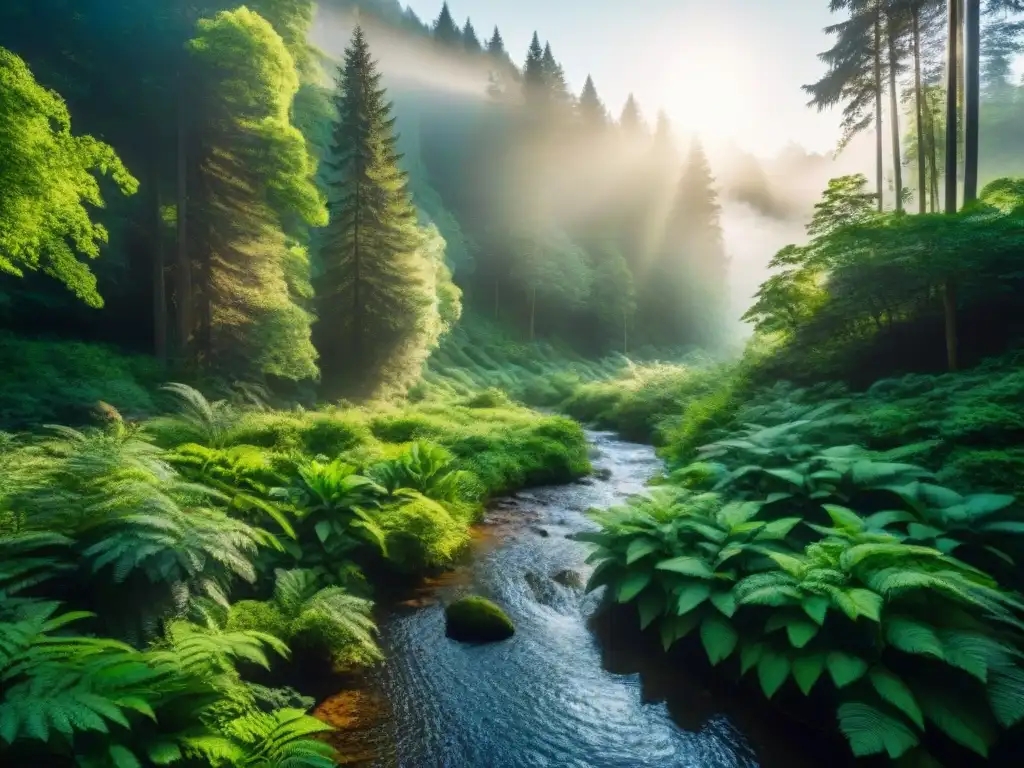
[[319, 431, 820, 767]]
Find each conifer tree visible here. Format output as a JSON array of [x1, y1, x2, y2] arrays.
[[316, 27, 436, 398], [540, 43, 572, 107], [658, 139, 729, 345], [619, 93, 646, 135], [486, 26, 506, 57], [187, 7, 325, 381], [432, 2, 462, 48], [523, 32, 546, 97], [577, 75, 607, 128], [462, 19, 482, 54]]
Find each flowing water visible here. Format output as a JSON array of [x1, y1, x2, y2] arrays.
[[322, 431, 820, 767]]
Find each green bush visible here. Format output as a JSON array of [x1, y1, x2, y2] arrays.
[[444, 596, 515, 643]]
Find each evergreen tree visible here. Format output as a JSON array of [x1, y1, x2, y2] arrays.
[[660, 139, 729, 345], [316, 27, 436, 398], [540, 42, 570, 103], [432, 2, 462, 48], [523, 32, 546, 97], [187, 7, 326, 380], [619, 93, 646, 135], [486, 26, 506, 56], [462, 19, 482, 54], [577, 75, 607, 128]]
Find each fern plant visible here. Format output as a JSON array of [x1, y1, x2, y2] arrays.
[[368, 440, 482, 507], [228, 568, 382, 672]]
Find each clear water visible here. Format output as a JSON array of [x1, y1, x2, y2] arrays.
[[343, 432, 792, 768]]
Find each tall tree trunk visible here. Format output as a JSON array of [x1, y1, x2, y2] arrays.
[[887, 20, 904, 212], [153, 164, 167, 363], [913, 7, 926, 214], [963, 0, 980, 203], [873, 9, 885, 211], [927, 90, 940, 211], [175, 80, 192, 363], [944, 0, 960, 372], [352, 186, 362, 366]]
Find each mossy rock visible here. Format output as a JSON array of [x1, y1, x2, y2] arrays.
[[444, 596, 515, 643]]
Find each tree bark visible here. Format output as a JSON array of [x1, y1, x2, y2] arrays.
[[873, 8, 885, 211], [913, 7, 926, 214], [963, 0, 980, 203], [887, 18, 903, 212], [175, 78, 192, 363], [944, 0, 960, 372], [153, 164, 167, 363]]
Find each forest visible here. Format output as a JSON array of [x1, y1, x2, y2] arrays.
[[1, 0, 1024, 765]]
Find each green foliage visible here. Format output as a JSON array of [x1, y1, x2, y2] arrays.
[[586, 367, 1024, 761], [0, 47, 138, 307], [229, 568, 381, 672], [0, 333, 163, 429]]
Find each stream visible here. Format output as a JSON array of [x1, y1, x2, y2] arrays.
[[319, 431, 818, 767]]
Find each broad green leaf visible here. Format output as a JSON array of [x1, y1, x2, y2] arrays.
[[802, 595, 830, 625], [961, 493, 1015, 518], [826, 651, 867, 688], [637, 590, 664, 630], [709, 590, 737, 617], [757, 651, 790, 698], [837, 702, 919, 759], [823, 504, 864, 532], [674, 583, 712, 615], [988, 665, 1024, 728], [851, 461, 928, 488], [109, 746, 142, 768], [906, 523, 943, 540], [755, 517, 803, 541], [739, 641, 764, 674], [700, 614, 738, 666], [884, 617, 944, 660], [869, 667, 924, 729], [919, 690, 995, 757], [844, 588, 882, 622], [655, 556, 714, 578], [616, 571, 653, 603], [791, 654, 825, 695], [626, 538, 661, 565], [585, 560, 618, 593], [764, 468, 805, 487], [785, 618, 820, 648], [863, 510, 918, 530], [147, 742, 183, 765], [314, 520, 332, 543], [660, 612, 701, 651]]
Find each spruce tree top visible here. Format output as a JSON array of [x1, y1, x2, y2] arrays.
[[578, 75, 607, 126], [619, 93, 645, 134], [433, 2, 462, 46], [462, 19, 482, 53], [487, 26, 505, 55]]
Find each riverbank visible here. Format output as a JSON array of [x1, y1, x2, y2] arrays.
[[576, 350, 1024, 764], [311, 430, 828, 767], [0, 384, 592, 765]]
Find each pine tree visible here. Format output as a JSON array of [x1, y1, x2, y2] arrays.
[[486, 26, 506, 57], [619, 93, 646, 135], [523, 32, 546, 97], [433, 2, 462, 48], [462, 19, 482, 54], [540, 42, 571, 105], [316, 27, 435, 398], [577, 75, 607, 128], [660, 139, 729, 346]]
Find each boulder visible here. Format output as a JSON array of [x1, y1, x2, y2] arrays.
[[444, 596, 515, 643], [553, 569, 584, 589]]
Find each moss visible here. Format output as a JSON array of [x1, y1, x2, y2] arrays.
[[461, 387, 513, 409], [226, 600, 290, 639], [444, 596, 515, 643], [377, 496, 470, 572]]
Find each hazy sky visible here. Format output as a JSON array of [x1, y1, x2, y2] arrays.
[[404, 0, 844, 157]]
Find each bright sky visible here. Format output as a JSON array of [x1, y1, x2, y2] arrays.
[[404, 0, 844, 157]]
